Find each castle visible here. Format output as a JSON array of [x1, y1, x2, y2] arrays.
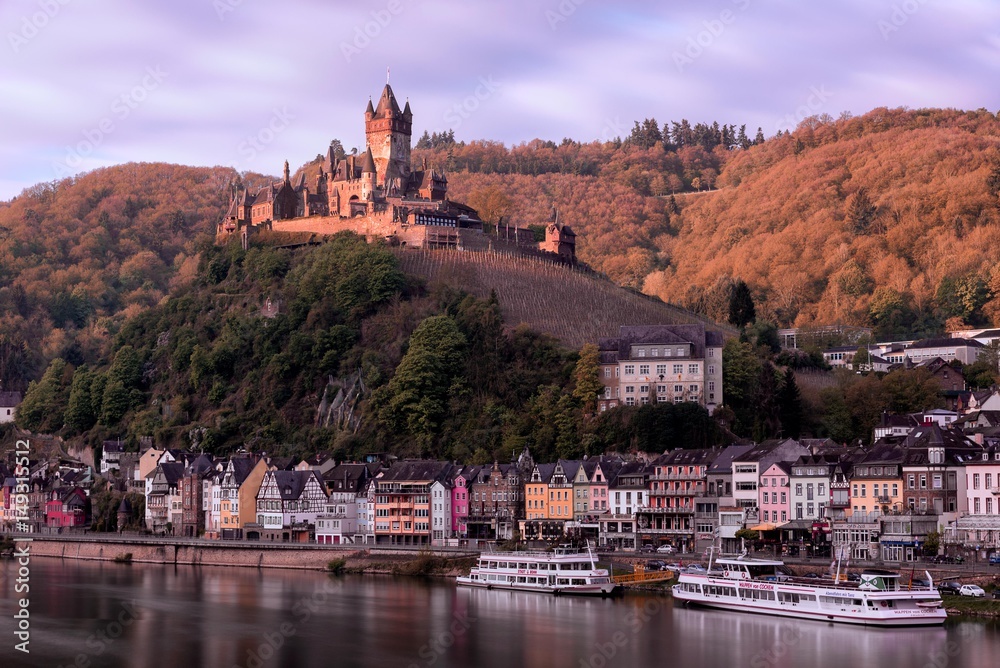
[[218, 82, 576, 262]]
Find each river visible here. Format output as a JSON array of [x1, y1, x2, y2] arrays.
[[1, 557, 997, 668]]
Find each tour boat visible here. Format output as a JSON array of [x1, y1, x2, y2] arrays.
[[672, 553, 946, 626], [457, 544, 619, 596]]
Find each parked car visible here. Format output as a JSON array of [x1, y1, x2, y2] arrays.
[[988, 554, 1000, 565], [639, 544, 655, 554], [645, 560, 665, 571], [909, 578, 931, 589], [938, 581, 962, 596], [664, 563, 683, 573], [683, 564, 707, 574], [801, 572, 821, 579], [959, 584, 986, 598], [657, 545, 676, 554]]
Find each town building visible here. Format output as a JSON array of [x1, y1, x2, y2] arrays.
[[597, 324, 725, 414], [251, 469, 328, 542], [0, 391, 21, 424], [373, 461, 452, 546], [638, 449, 716, 553]]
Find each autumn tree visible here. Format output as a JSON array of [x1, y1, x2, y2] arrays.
[[465, 187, 513, 227]]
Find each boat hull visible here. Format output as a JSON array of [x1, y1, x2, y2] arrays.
[[673, 579, 946, 627], [457, 577, 619, 597]]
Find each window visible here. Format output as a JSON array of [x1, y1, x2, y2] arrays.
[[932, 474, 941, 490], [818, 483, 825, 497], [795, 503, 803, 519], [708, 349, 715, 357], [919, 475, 926, 489], [637, 348, 646, 358], [625, 397, 635, 406], [708, 365, 715, 375], [651, 349, 658, 357], [604, 367, 611, 378], [807, 503, 814, 517], [861, 484, 867, 498], [656, 364, 667, 375], [806, 484, 814, 500], [974, 498, 981, 514], [673, 364, 683, 374], [625, 386, 635, 394], [795, 484, 802, 496], [624, 365, 635, 375], [689, 384, 699, 394], [762, 478, 769, 487], [688, 364, 699, 374], [781, 511, 787, 522], [604, 387, 612, 399], [674, 384, 683, 394], [708, 381, 715, 392], [780, 492, 786, 504], [657, 385, 666, 394], [639, 364, 650, 375], [907, 474, 915, 489], [986, 473, 993, 489], [988, 498, 993, 514]]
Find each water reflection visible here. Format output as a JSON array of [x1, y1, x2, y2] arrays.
[[0, 557, 996, 668]]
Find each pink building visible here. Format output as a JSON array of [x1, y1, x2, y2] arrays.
[[758, 462, 791, 526], [588, 460, 614, 515], [451, 468, 474, 537], [45, 488, 89, 528]]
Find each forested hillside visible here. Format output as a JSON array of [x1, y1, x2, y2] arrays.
[[418, 108, 1000, 337], [14, 233, 728, 462]]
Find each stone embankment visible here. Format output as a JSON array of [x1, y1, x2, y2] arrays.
[[21, 536, 476, 575]]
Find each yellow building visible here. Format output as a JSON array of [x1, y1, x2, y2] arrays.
[[849, 447, 904, 516], [525, 464, 555, 520], [218, 457, 268, 539]]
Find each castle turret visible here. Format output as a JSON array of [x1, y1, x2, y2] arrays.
[[361, 147, 377, 201], [283, 159, 290, 184]]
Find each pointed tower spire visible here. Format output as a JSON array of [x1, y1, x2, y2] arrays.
[[283, 159, 290, 184]]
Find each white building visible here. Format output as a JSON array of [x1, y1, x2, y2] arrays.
[[255, 470, 328, 530], [430, 479, 453, 544], [597, 325, 725, 415]]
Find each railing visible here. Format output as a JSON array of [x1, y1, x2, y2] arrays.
[[648, 489, 706, 497], [649, 473, 704, 481]]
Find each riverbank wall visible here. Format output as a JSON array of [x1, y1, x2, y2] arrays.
[[19, 536, 476, 575]]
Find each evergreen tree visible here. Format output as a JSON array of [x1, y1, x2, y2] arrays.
[[846, 187, 878, 234], [754, 127, 765, 145], [777, 369, 803, 438], [65, 365, 98, 433], [572, 343, 603, 416], [728, 280, 756, 328], [16, 358, 70, 433]]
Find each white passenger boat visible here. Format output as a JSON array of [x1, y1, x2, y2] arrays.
[[457, 544, 619, 596], [672, 553, 946, 626]]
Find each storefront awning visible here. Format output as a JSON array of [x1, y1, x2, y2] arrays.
[[750, 523, 778, 531]]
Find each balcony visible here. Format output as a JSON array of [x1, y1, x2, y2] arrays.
[[639, 506, 696, 515], [650, 472, 704, 481], [989, 486, 1000, 496], [648, 489, 706, 497]]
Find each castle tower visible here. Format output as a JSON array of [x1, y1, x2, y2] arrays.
[[365, 83, 412, 191]]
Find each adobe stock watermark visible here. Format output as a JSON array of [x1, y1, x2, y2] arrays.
[[237, 107, 295, 166], [8, 0, 74, 54], [407, 611, 476, 668], [600, 116, 628, 143], [441, 76, 502, 132], [673, 0, 752, 73], [920, 622, 981, 668], [56, 600, 141, 668], [545, 0, 587, 31], [579, 597, 664, 668], [749, 624, 804, 668], [12, 438, 32, 655], [231, 577, 342, 668], [774, 85, 833, 133], [877, 0, 929, 41], [340, 0, 407, 63], [214, 0, 247, 21], [52, 66, 168, 179]]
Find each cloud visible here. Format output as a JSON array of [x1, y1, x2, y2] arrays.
[[2, 0, 998, 199]]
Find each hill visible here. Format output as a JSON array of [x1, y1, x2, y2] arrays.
[[393, 249, 731, 349], [424, 108, 1000, 338]]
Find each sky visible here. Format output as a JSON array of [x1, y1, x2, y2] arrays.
[[1, 0, 998, 200]]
